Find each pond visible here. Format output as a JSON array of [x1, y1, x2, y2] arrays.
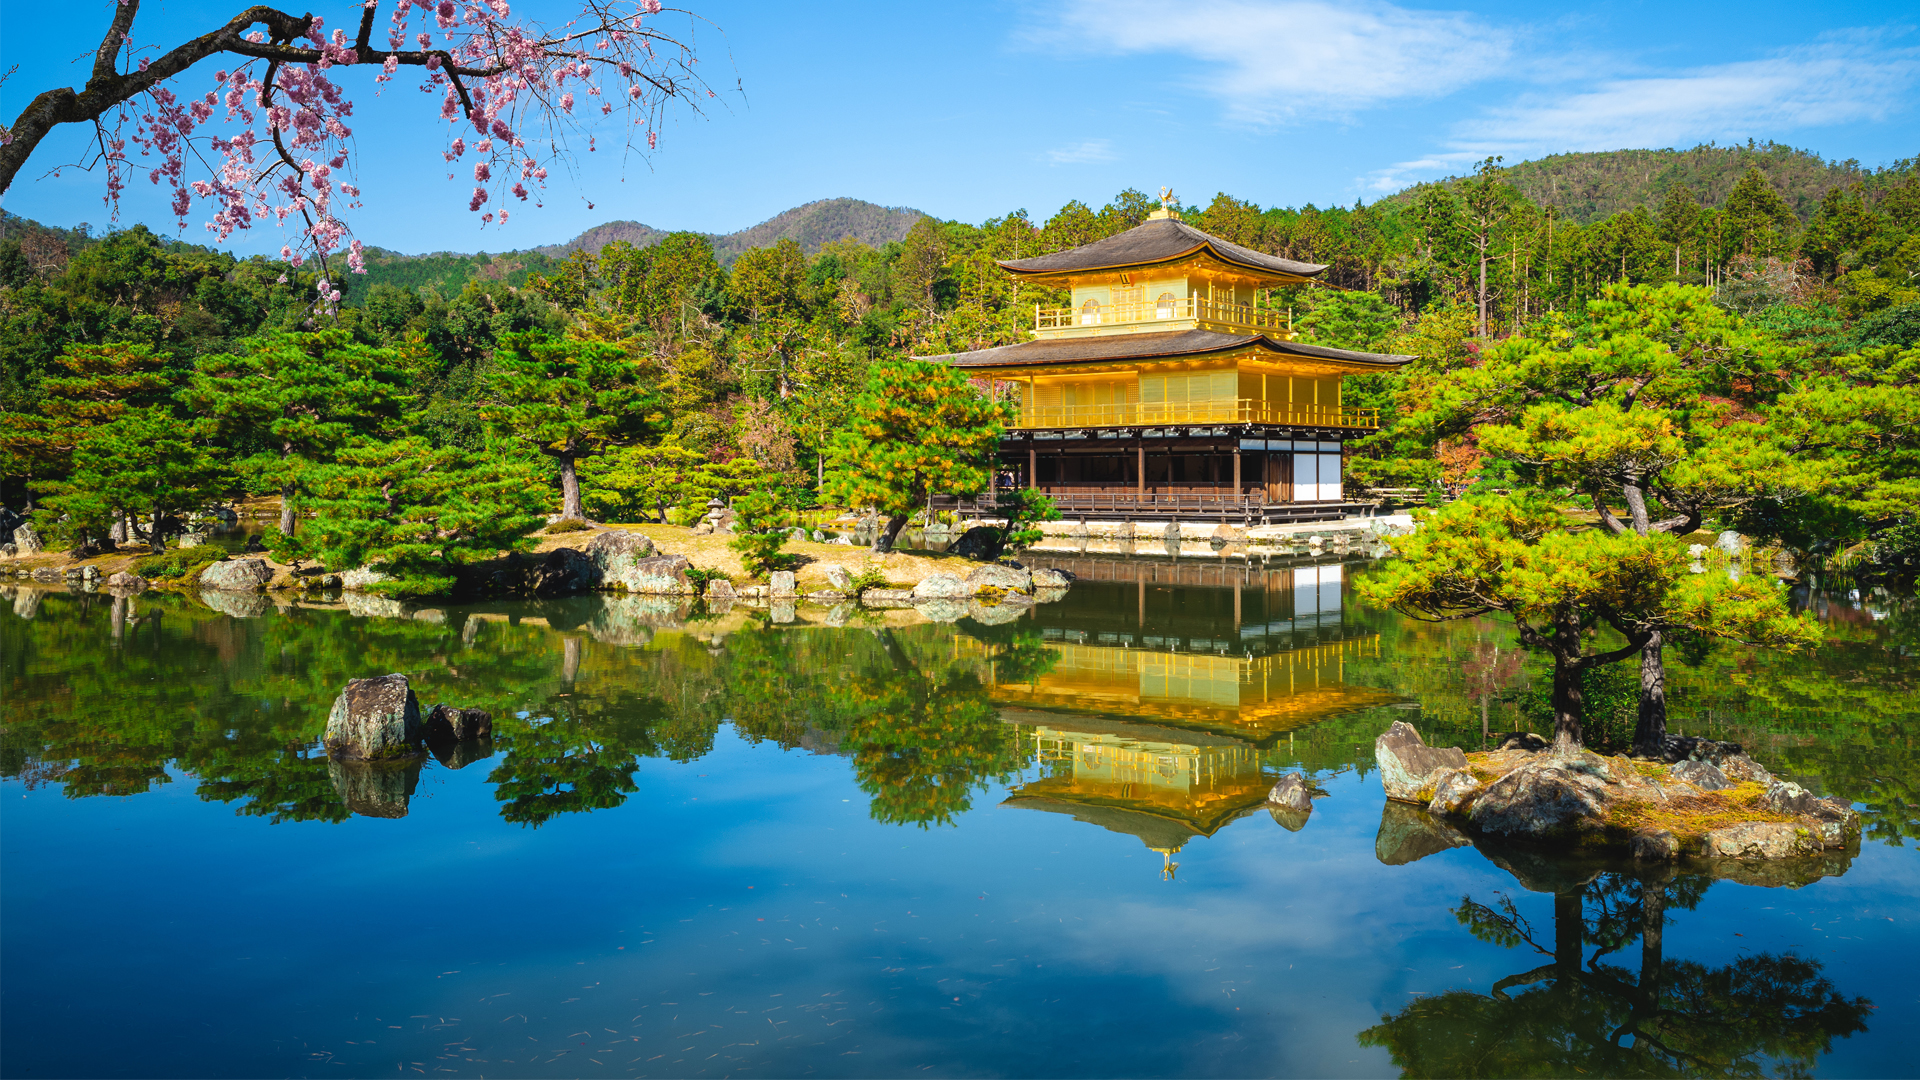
[[3, 558, 1916, 1079]]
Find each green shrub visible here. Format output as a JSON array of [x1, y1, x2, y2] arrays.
[[544, 518, 593, 534], [846, 568, 893, 596], [685, 566, 731, 593], [133, 546, 227, 581]]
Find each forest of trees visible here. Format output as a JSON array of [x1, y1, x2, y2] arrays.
[[2, 144, 1916, 585]]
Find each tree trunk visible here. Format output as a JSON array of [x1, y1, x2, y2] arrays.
[[150, 508, 166, 555], [279, 482, 297, 537], [1632, 631, 1669, 757], [558, 453, 584, 521], [109, 511, 129, 545], [1550, 649, 1585, 753], [872, 512, 911, 554], [1477, 239, 1489, 339]]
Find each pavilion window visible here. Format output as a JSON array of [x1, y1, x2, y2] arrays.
[[1080, 299, 1101, 326], [1155, 292, 1176, 318]]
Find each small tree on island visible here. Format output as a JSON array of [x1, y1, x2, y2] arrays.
[[1359, 494, 1818, 752], [1388, 282, 1792, 755], [822, 360, 1005, 553], [482, 335, 656, 522]]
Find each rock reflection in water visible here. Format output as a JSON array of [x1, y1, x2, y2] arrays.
[[326, 757, 422, 819]]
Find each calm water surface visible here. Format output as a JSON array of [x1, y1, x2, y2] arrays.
[[3, 557, 1917, 1079]]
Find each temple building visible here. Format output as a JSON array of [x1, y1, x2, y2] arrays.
[[933, 195, 1411, 523]]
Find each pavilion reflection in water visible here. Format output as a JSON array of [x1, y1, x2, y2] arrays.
[[993, 556, 1396, 869]]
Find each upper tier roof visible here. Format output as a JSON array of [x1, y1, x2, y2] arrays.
[[998, 216, 1328, 281], [930, 328, 1412, 369]]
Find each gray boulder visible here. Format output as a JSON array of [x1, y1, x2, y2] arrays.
[[1267, 773, 1312, 812], [1715, 530, 1745, 555], [966, 563, 1032, 595], [1209, 523, 1245, 549], [13, 525, 43, 555], [769, 570, 799, 598], [324, 673, 423, 759], [424, 704, 492, 741], [107, 571, 147, 591], [1374, 721, 1469, 803], [1467, 751, 1618, 840], [910, 573, 969, 601], [1670, 759, 1730, 791], [585, 529, 657, 586], [176, 529, 211, 549], [1701, 822, 1821, 859], [339, 566, 394, 592], [823, 564, 854, 591], [705, 577, 737, 601], [1632, 830, 1680, 861], [1426, 768, 1484, 815], [198, 558, 273, 592], [618, 554, 696, 595], [31, 566, 60, 582], [1031, 567, 1075, 589]]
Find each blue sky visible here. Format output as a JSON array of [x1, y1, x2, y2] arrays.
[[2, 0, 1916, 255]]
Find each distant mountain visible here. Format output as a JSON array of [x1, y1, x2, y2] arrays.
[[538, 197, 925, 262], [1388, 142, 1898, 224]]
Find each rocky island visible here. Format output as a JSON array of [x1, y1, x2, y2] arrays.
[[1373, 721, 1860, 863]]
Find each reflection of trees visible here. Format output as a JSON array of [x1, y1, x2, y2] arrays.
[[486, 691, 680, 827], [1358, 869, 1872, 1077], [3, 592, 1045, 829]]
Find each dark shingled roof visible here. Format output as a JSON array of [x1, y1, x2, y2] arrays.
[[998, 217, 1328, 280], [929, 329, 1411, 369]]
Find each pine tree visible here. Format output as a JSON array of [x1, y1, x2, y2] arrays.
[[1360, 494, 1817, 751], [179, 330, 403, 538], [291, 437, 548, 596], [34, 408, 224, 553], [482, 334, 655, 522], [823, 360, 1004, 552], [0, 342, 174, 518]]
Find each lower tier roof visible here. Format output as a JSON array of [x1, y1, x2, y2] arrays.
[[926, 329, 1412, 370]]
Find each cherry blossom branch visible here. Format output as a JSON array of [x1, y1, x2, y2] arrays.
[[2, 0, 715, 287]]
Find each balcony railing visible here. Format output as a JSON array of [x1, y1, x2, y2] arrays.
[[1012, 400, 1377, 430], [1036, 296, 1291, 335]]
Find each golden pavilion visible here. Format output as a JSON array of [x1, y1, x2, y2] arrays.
[[934, 192, 1411, 523]]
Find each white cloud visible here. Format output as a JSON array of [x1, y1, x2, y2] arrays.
[[1038, 0, 1512, 122], [1045, 138, 1120, 165], [1360, 29, 1920, 192], [1457, 31, 1920, 153]]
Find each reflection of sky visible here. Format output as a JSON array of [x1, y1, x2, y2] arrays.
[[7, 727, 1918, 1078]]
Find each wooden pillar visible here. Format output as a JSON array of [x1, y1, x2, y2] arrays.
[[1028, 443, 1037, 491], [1233, 446, 1242, 494], [1136, 439, 1145, 495]]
